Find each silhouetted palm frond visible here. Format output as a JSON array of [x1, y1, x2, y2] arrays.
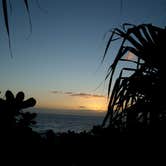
[[1, 0, 31, 57], [102, 24, 166, 131]]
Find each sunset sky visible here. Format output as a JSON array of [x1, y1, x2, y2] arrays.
[[0, 0, 165, 114]]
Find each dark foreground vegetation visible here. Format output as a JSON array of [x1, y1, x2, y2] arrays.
[[1, 24, 166, 165]]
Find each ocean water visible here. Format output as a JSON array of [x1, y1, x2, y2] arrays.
[[32, 112, 104, 133]]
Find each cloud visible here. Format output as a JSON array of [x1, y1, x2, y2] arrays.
[[64, 92, 73, 95], [69, 92, 105, 98], [51, 90, 105, 98], [70, 93, 91, 98], [79, 106, 87, 109], [92, 94, 106, 98], [51, 90, 62, 94], [125, 52, 135, 60]]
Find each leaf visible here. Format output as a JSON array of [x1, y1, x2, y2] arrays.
[[8, 0, 12, 14], [2, 0, 9, 37], [122, 23, 135, 32], [141, 25, 153, 45], [102, 30, 117, 63], [5, 90, 14, 101], [2, 0, 12, 58], [22, 98, 36, 108], [24, 0, 32, 38]]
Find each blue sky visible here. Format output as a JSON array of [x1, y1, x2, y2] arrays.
[[0, 0, 166, 113]]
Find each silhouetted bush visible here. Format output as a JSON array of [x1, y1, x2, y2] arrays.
[[0, 90, 36, 131]]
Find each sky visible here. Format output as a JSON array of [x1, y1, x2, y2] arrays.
[[0, 0, 166, 114]]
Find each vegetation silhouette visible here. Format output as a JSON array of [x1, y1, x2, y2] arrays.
[[0, 90, 36, 131], [102, 24, 166, 136], [91, 23, 166, 164], [1, 23, 166, 165], [0, 90, 41, 157], [2, 1, 165, 165]]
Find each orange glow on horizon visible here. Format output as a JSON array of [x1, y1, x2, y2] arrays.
[[35, 91, 108, 112]]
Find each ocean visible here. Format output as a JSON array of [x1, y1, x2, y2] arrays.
[[32, 111, 104, 133]]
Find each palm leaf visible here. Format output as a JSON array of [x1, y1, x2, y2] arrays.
[[24, 0, 32, 37], [2, 0, 12, 57], [102, 23, 166, 130], [1, 0, 32, 57]]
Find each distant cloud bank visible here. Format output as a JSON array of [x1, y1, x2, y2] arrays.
[[51, 90, 106, 98]]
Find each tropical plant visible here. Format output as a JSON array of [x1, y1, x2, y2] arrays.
[[0, 90, 36, 130], [102, 24, 166, 132]]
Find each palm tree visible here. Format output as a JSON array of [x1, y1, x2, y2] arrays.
[[102, 24, 166, 132]]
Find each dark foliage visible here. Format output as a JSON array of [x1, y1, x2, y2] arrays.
[[102, 24, 166, 135], [0, 90, 41, 163], [0, 90, 36, 131], [1, 23, 166, 165]]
